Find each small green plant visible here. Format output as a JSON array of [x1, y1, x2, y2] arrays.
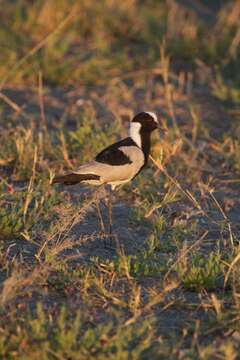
[[0, 305, 156, 359], [177, 252, 224, 290], [92, 236, 169, 278], [0, 181, 60, 239]]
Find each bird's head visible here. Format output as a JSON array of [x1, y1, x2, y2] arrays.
[[130, 112, 166, 148], [131, 112, 159, 133]]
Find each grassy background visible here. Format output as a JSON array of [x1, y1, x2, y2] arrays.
[[1, 0, 240, 359], [1, 0, 240, 87]]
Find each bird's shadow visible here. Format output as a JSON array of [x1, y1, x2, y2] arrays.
[[73, 204, 149, 261], [62, 186, 150, 264], [0, 185, 150, 270]]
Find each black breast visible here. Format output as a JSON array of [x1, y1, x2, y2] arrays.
[[140, 130, 151, 164]]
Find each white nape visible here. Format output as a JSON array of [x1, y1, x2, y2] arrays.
[[129, 122, 141, 148], [145, 112, 158, 123]]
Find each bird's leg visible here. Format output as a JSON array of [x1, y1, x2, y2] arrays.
[[106, 185, 115, 247], [108, 188, 113, 237], [95, 188, 106, 244]]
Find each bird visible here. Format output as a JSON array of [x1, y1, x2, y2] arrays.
[[52, 111, 163, 242]]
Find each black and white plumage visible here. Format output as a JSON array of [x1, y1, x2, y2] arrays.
[[52, 112, 160, 189]]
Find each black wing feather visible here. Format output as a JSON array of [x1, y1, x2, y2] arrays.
[[52, 173, 100, 185], [96, 137, 136, 166]]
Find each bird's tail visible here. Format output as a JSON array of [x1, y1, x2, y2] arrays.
[[52, 173, 100, 186]]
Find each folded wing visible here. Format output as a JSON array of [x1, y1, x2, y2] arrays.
[[96, 137, 136, 165]]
